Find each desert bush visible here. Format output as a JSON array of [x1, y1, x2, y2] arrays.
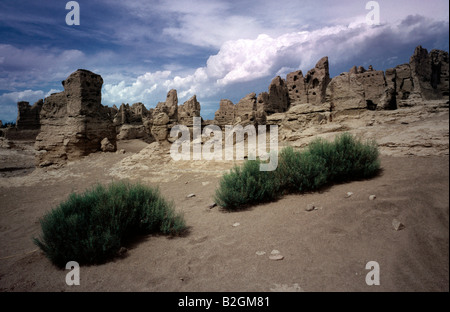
[[33, 181, 186, 267], [308, 133, 380, 182], [215, 133, 380, 210], [276, 147, 328, 192], [214, 159, 279, 210]]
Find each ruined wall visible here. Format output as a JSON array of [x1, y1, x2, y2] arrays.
[[286, 57, 331, 106], [326, 65, 387, 112], [35, 69, 116, 166], [16, 99, 43, 130]]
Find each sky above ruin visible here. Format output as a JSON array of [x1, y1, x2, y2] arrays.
[[0, 0, 449, 122]]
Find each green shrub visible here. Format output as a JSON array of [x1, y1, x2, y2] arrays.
[[277, 147, 328, 192], [215, 133, 380, 210], [33, 181, 186, 268], [214, 159, 279, 210], [308, 133, 380, 182]]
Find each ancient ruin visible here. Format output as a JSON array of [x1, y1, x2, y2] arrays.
[[16, 100, 43, 130], [178, 95, 201, 127], [3, 45, 448, 166], [35, 69, 116, 167], [286, 56, 331, 106]]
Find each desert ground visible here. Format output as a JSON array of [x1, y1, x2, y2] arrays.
[[0, 107, 448, 292]]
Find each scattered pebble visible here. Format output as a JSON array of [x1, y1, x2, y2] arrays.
[[256, 251, 266, 256], [186, 193, 195, 198], [269, 255, 284, 261], [369, 195, 376, 201], [115, 149, 126, 154], [232, 222, 240, 227], [392, 219, 405, 231], [208, 202, 217, 209], [346, 192, 354, 198], [305, 204, 315, 212], [271, 250, 280, 255]]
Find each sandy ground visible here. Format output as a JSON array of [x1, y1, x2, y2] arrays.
[[0, 111, 449, 292]]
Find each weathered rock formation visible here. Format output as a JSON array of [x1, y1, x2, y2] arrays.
[[409, 45, 449, 100], [214, 99, 235, 125], [6, 45, 447, 160], [155, 89, 178, 122], [113, 102, 154, 142], [16, 99, 43, 130], [212, 45, 448, 142], [116, 124, 149, 141], [287, 56, 331, 105], [326, 65, 387, 111], [233, 92, 257, 125], [114, 102, 148, 125], [178, 95, 201, 126], [151, 112, 170, 142], [383, 46, 449, 108], [259, 76, 290, 114], [101, 137, 115, 152], [35, 69, 116, 166]]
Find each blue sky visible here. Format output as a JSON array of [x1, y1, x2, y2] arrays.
[[0, 0, 449, 122]]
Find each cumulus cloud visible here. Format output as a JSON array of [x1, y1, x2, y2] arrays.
[[101, 14, 449, 115], [2, 1, 448, 122], [102, 71, 172, 105]]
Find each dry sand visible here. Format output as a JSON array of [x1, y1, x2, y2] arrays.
[[0, 112, 449, 292]]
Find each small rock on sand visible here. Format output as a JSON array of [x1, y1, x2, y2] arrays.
[[346, 192, 354, 198], [186, 193, 195, 198], [232, 222, 240, 227], [271, 250, 280, 255], [208, 203, 217, 209], [256, 251, 266, 256], [269, 255, 284, 261], [392, 219, 405, 231], [305, 204, 315, 211], [369, 195, 376, 200]]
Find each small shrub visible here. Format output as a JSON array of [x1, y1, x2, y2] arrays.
[[214, 159, 279, 210], [308, 133, 380, 182], [33, 181, 186, 267], [276, 147, 328, 192], [215, 133, 380, 210]]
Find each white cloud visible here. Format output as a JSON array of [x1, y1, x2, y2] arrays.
[[0, 90, 45, 102], [45, 89, 62, 97], [102, 71, 172, 105], [101, 13, 448, 118]]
